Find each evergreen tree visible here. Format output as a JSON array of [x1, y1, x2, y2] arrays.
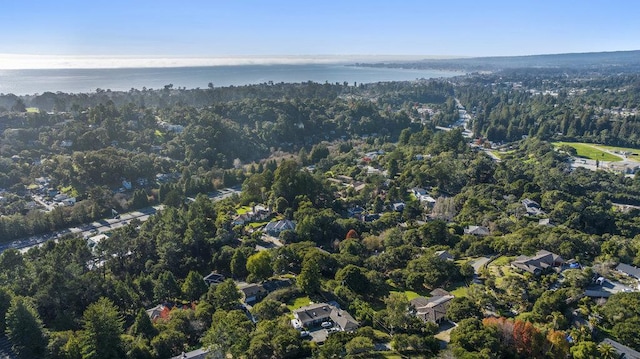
[[80, 297, 125, 359], [181, 271, 208, 302], [297, 256, 321, 294], [5, 296, 48, 358], [129, 308, 157, 339]]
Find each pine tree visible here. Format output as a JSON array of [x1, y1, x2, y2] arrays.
[[5, 297, 47, 358], [129, 308, 157, 339], [181, 271, 208, 301], [80, 297, 124, 359]]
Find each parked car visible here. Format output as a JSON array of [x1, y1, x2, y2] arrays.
[[321, 321, 332, 328]]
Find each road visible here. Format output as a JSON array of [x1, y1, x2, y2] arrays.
[[3, 187, 240, 254]]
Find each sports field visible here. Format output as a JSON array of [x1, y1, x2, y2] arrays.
[[553, 142, 624, 162]]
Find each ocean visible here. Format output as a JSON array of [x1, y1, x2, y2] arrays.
[[0, 64, 460, 95]]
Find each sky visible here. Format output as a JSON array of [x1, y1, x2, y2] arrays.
[[0, 0, 638, 68]]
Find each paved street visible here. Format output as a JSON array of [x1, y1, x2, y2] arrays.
[[3, 187, 240, 254]]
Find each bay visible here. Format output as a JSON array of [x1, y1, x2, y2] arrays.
[[0, 64, 459, 95]]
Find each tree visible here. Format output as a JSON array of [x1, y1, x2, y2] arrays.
[[154, 271, 180, 301], [80, 297, 125, 359], [202, 310, 253, 358], [129, 308, 157, 339], [5, 297, 47, 358], [335, 265, 369, 294], [0, 287, 12, 333], [11, 98, 26, 113], [251, 299, 287, 321], [345, 336, 374, 356], [570, 341, 599, 359], [181, 271, 208, 301], [384, 292, 410, 334], [446, 297, 482, 322], [297, 255, 321, 294], [231, 249, 249, 278], [546, 329, 570, 359], [596, 342, 617, 359], [211, 279, 242, 311], [450, 318, 500, 355], [246, 251, 273, 282]]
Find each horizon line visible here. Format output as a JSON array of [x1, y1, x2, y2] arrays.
[[0, 54, 463, 70]]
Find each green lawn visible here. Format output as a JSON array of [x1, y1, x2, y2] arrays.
[[26, 107, 39, 113], [446, 282, 468, 297], [553, 142, 623, 162], [597, 144, 640, 162], [286, 296, 311, 311], [389, 290, 422, 301], [489, 256, 513, 267], [236, 206, 252, 215]]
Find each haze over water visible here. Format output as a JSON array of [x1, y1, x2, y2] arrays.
[[0, 64, 459, 95]]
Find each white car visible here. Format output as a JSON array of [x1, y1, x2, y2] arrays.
[[321, 321, 332, 328]]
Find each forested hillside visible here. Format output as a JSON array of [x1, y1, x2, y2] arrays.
[[1, 65, 640, 358]]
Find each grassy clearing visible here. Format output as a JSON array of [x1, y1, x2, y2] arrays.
[[597, 144, 640, 162], [236, 206, 252, 215], [286, 296, 311, 311], [390, 290, 423, 301], [247, 221, 269, 229], [446, 282, 468, 297], [26, 107, 39, 113], [554, 142, 622, 162], [489, 256, 513, 267]]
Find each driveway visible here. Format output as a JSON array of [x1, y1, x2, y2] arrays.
[[470, 256, 492, 274]]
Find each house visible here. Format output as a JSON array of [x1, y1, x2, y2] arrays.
[[263, 219, 296, 236], [62, 197, 76, 206], [392, 202, 405, 212], [511, 250, 564, 275], [464, 225, 490, 237], [538, 218, 553, 227], [146, 304, 171, 322], [522, 198, 544, 215], [292, 303, 359, 332], [435, 250, 454, 261], [203, 272, 225, 286], [601, 338, 640, 359], [412, 188, 437, 207], [171, 349, 209, 359], [232, 205, 271, 226], [410, 289, 455, 324], [329, 307, 359, 332], [238, 283, 267, 304], [292, 303, 333, 328], [616, 263, 640, 280]]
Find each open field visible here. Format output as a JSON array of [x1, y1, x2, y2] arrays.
[[389, 290, 427, 301], [553, 142, 623, 162], [597, 144, 640, 162], [286, 295, 311, 311]]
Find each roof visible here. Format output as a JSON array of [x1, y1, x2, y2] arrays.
[[329, 307, 359, 332], [434, 250, 454, 261], [293, 303, 333, 324], [616, 263, 640, 279], [203, 272, 225, 285], [602, 338, 640, 359], [464, 225, 490, 236], [239, 283, 266, 297], [263, 219, 296, 234], [511, 250, 564, 274], [410, 293, 454, 323], [293, 303, 359, 331], [170, 348, 209, 359]]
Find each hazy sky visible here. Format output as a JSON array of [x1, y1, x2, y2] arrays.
[[1, 0, 638, 59]]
